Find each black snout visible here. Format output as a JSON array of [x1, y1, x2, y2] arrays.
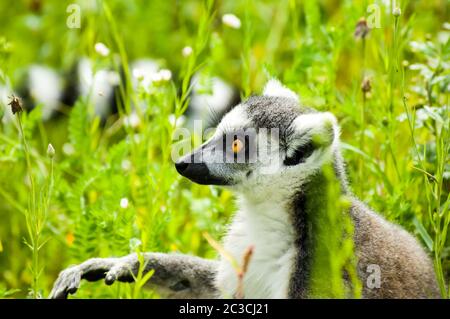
[[175, 161, 189, 174], [175, 159, 229, 185]]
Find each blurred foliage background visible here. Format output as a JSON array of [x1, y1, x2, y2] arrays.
[[0, 0, 448, 298]]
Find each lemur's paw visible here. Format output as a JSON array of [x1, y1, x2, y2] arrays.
[[49, 258, 117, 298], [49, 266, 82, 299]]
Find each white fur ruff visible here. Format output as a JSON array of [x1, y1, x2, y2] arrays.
[[216, 198, 296, 298]]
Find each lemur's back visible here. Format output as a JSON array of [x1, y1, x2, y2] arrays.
[[350, 199, 440, 298]]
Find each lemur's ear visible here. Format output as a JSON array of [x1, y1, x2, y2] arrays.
[[263, 79, 299, 101], [284, 112, 338, 166]]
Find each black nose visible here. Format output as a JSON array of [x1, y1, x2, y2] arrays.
[[175, 160, 189, 174], [174, 160, 228, 185]]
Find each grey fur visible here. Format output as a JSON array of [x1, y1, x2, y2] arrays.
[[50, 92, 440, 299], [246, 95, 316, 131], [351, 198, 440, 298]]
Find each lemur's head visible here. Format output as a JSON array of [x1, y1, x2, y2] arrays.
[[175, 79, 341, 200]]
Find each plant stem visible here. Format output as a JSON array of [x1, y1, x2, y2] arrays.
[[17, 114, 39, 298], [359, 35, 366, 197]]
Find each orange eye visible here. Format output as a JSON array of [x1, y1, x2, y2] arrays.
[[231, 138, 243, 154]]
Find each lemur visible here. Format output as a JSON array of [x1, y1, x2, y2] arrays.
[[50, 80, 440, 299]]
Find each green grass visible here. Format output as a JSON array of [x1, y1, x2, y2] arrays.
[[0, 0, 448, 298]]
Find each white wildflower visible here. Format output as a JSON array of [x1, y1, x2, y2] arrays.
[[182, 46, 193, 57], [150, 72, 163, 83], [120, 198, 129, 209], [124, 112, 141, 128], [94, 42, 110, 56], [222, 13, 241, 29], [121, 159, 132, 171], [159, 69, 172, 81], [168, 114, 186, 127]]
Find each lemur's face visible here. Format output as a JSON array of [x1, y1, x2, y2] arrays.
[[175, 80, 339, 198]]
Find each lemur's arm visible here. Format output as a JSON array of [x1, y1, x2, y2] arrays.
[[49, 253, 219, 299]]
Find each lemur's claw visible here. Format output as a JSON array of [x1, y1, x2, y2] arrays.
[[104, 259, 134, 285], [104, 273, 116, 285], [49, 266, 82, 299]]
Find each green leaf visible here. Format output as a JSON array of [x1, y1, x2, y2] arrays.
[[412, 216, 434, 252], [68, 99, 89, 154]]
